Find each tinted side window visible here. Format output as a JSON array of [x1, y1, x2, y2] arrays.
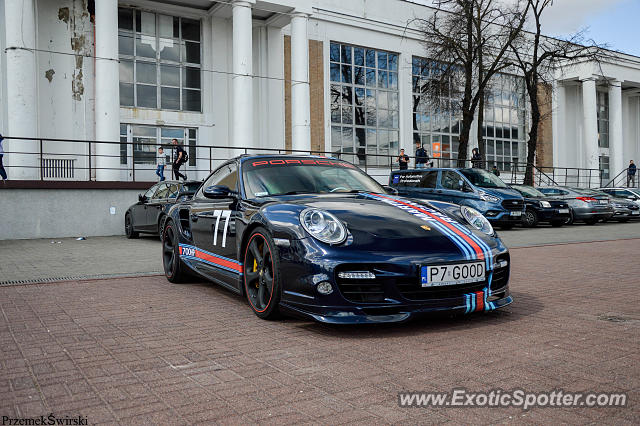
[[419, 171, 438, 189], [441, 171, 463, 191], [197, 163, 238, 198], [557, 190, 569, 196]]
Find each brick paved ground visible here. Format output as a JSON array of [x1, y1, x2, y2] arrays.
[[0, 239, 638, 424]]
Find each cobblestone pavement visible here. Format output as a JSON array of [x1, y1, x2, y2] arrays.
[[2, 220, 640, 284], [1, 239, 638, 424]]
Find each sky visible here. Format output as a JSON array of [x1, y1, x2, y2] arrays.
[[407, 0, 640, 57]]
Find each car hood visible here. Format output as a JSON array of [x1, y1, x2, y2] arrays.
[[259, 192, 501, 259], [478, 187, 522, 199]]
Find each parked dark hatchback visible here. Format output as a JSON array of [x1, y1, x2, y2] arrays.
[[125, 180, 202, 238], [510, 185, 571, 227]]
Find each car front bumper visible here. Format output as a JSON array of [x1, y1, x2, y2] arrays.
[[276, 237, 512, 324]]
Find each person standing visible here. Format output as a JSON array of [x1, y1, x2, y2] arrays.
[[471, 148, 483, 168], [0, 134, 7, 181], [491, 165, 500, 176], [171, 139, 187, 181], [397, 149, 409, 170], [415, 142, 429, 169], [156, 147, 166, 181], [628, 160, 637, 187]]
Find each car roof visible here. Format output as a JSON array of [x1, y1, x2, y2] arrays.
[[238, 154, 338, 162]]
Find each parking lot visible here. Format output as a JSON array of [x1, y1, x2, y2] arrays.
[[1, 226, 638, 424]]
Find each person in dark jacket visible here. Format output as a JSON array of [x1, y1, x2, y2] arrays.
[[415, 142, 429, 169], [471, 148, 483, 168], [628, 160, 637, 187], [491, 165, 500, 176], [397, 149, 409, 170], [171, 139, 187, 181]]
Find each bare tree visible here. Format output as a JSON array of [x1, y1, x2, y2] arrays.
[[413, 0, 529, 167], [509, 0, 607, 185]]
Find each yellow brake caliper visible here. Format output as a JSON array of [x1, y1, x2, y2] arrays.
[[253, 258, 259, 287]]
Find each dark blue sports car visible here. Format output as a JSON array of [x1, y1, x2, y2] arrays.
[[161, 155, 512, 324]]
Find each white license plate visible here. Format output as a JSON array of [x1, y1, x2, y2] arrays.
[[510, 211, 522, 217], [632, 210, 640, 215], [598, 200, 608, 204], [421, 262, 485, 287], [558, 208, 570, 214]]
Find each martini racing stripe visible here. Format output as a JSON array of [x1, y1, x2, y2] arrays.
[[361, 193, 475, 261], [179, 244, 243, 275], [364, 193, 492, 267]]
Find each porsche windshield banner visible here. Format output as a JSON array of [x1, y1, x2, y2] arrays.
[[244, 157, 357, 170]]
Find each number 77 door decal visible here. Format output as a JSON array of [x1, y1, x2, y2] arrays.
[[212, 210, 232, 247]]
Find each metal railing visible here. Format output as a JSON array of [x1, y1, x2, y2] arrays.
[[601, 168, 639, 189], [0, 135, 609, 189]]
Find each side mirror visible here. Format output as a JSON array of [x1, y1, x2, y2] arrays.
[[138, 194, 146, 202], [463, 184, 474, 193], [383, 185, 399, 195], [203, 185, 235, 199]]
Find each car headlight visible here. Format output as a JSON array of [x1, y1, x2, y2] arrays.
[[300, 208, 347, 244], [461, 206, 494, 235], [478, 191, 500, 203], [540, 201, 551, 208]]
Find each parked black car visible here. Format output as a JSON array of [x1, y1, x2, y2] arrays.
[[509, 185, 571, 227], [125, 180, 202, 238]]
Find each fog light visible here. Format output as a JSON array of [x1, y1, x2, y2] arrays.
[[317, 281, 333, 295], [496, 259, 508, 268], [337, 271, 376, 279]]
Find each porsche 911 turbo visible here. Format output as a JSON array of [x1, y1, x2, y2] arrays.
[[161, 155, 512, 324]]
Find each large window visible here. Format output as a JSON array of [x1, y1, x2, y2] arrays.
[[481, 73, 526, 171], [118, 8, 202, 112], [330, 42, 399, 166], [119, 125, 197, 166], [411, 57, 461, 165], [597, 91, 609, 148]]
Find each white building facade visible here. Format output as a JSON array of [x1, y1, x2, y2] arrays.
[[1, 0, 639, 184]]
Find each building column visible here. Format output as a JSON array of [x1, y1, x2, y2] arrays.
[[231, 0, 255, 150], [290, 11, 311, 153], [608, 80, 624, 180], [94, 0, 120, 181], [552, 81, 565, 168], [581, 78, 599, 172], [5, 0, 38, 180]]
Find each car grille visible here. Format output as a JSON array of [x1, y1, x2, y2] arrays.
[[336, 257, 510, 303], [502, 199, 524, 210]]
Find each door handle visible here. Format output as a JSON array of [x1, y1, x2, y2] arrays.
[[190, 214, 198, 222]]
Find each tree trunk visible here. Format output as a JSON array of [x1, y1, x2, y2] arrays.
[[457, 110, 475, 168], [524, 82, 540, 186], [477, 92, 485, 168]]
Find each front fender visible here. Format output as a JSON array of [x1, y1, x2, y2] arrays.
[[251, 203, 308, 240]]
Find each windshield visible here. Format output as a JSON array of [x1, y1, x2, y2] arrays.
[[242, 157, 385, 198], [513, 185, 545, 198], [459, 168, 508, 188]]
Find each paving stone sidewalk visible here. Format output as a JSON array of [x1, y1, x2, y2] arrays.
[[0, 239, 638, 424]]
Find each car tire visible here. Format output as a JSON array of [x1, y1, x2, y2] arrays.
[[550, 220, 564, 227], [162, 220, 189, 283], [584, 218, 598, 225], [243, 228, 282, 320], [522, 209, 538, 228], [564, 211, 574, 225], [125, 213, 139, 239], [158, 215, 166, 239]]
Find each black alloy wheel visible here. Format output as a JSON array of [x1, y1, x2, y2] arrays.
[[522, 209, 538, 228], [163, 221, 188, 283], [125, 213, 139, 239], [243, 229, 281, 320]]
